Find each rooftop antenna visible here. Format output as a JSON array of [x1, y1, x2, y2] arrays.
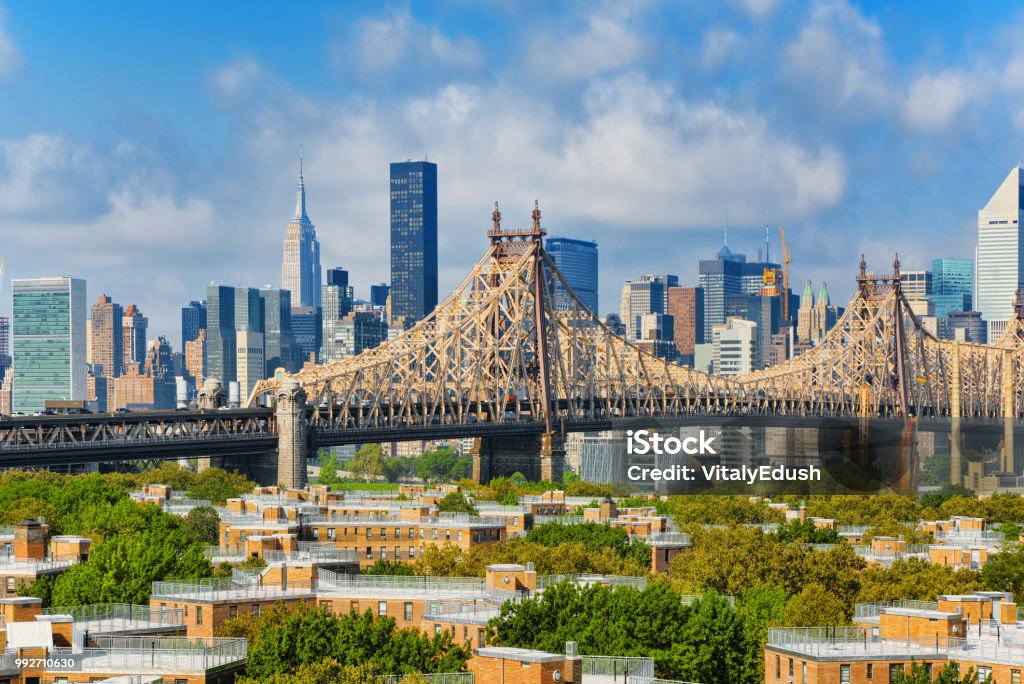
[[765, 224, 770, 264], [724, 209, 729, 247], [299, 144, 303, 177]]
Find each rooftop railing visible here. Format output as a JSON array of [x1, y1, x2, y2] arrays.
[[646, 532, 691, 546], [150, 577, 313, 601], [0, 649, 16, 675], [43, 603, 185, 627], [263, 547, 359, 563], [317, 568, 489, 595], [854, 600, 942, 620], [535, 574, 648, 591], [533, 515, 585, 525], [48, 636, 247, 673]]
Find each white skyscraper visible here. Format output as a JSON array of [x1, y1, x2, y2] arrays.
[[281, 159, 322, 309], [977, 167, 1024, 341]]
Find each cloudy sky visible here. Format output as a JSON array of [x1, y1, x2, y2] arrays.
[[1, 0, 1023, 341]]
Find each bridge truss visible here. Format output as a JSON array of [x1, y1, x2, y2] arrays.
[[250, 205, 1024, 428]]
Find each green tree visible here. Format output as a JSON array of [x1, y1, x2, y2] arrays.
[[349, 444, 384, 482], [183, 505, 220, 545], [362, 559, 416, 576], [858, 558, 982, 604], [781, 584, 849, 626], [415, 448, 461, 483], [50, 528, 211, 605], [773, 520, 841, 544], [437, 492, 477, 515], [525, 521, 651, 567], [317, 451, 341, 485], [895, 661, 991, 683], [979, 547, 1024, 602], [186, 468, 256, 504], [736, 585, 788, 683]]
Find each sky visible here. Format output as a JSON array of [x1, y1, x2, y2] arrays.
[[2, 0, 1024, 341]]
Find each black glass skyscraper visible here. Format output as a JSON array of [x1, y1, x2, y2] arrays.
[[181, 300, 207, 356], [390, 160, 438, 325]]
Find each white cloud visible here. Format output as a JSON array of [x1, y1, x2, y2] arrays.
[[527, 11, 646, 80], [902, 69, 980, 132], [781, 1, 895, 118], [725, 0, 780, 18], [208, 58, 263, 100], [701, 27, 740, 70], [0, 3, 21, 80], [0, 134, 105, 217], [343, 7, 482, 77]]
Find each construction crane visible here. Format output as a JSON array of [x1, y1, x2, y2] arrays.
[[779, 226, 793, 321]]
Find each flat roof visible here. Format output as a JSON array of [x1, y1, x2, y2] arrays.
[[475, 646, 565, 663]]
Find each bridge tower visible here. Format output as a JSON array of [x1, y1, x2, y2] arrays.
[[195, 378, 225, 472], [276, 378, 309, 489], [471, 201, 565, 483]]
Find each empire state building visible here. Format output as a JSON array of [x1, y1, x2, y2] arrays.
[[281, 159, 322, 309]]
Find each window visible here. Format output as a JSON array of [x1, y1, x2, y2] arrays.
[[380, 528, 387, 540], [378, 601, 387, 616], [408, 528, 415, 540], [1010, 669, 1021, 684], [252, 603, 260, 618], [409, 546, 416, 558], [196, 606, 203, 625], [802, 663, 807, 684], [788, 659, 794, 684], [365, 528, 371, 538], [229, 605, 237, 619], [366, 546, 372, 559], [404, 602, 413, 621], [889, 664, 902, 683], [381, 547, 387, 559], [977, 667, 992, 680], [351, 601, 360, 613], [840, 665, 850, 683], [478, 629, 485, 646], [5, 577, 14, 594], [312, 527, 319, 539], [328, 528, 335, 540], [776, 656, 780, 679], [435, 624, 442, 634], [866, 664, 873, 679]]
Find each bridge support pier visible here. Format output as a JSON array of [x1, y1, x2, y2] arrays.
[[472, 432, 564, 484], [275, 379, 308, 489], [195, 378, 225, 473]]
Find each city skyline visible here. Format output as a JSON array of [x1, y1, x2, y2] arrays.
[[3, 2, 1024, 340]]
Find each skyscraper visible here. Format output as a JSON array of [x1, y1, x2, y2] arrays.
[[699, 246, 745, 341], [281, 159, 322, 309], [206, 285, 263, 386], [977, 167, 1024, 341], [0, 316, 10, 387], [620, 276, 666, 340], [546, 237, 599, 313], [666, 286, 704, 363], [122, 305, 148, 369], [370, 283, 391, 308], [258, 287, 298, 375], [900, 270, 932, 300], [12, 276, 87, 413], [290, 306, 321, 365], [322, 270, 358, 362], [390, 160, 438, 325], [90, 295, 124, 379], [930, 258, 973, 336], [181, 300, 207, 356]]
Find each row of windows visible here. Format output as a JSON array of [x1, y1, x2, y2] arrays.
[[775, 656, 1018, 683]]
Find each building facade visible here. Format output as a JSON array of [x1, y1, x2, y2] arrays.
[[699, 246, 745, 342], [258, 287, 298, 375], [666, 286, 704, 363], [977, 167, 1024, 341], [620, 276, 666, 341], [181, 299, 207, 356], [390, 160, 438, 326], [281, 161, 322, 309], [11, 277, 87, 414], [546, 237, 599, 313], [121, 304, 148, 369], [712, 317, 757, 376], [89, 294, 124, 379]]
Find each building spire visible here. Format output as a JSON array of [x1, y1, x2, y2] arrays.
[[294, 149, 309, 222]]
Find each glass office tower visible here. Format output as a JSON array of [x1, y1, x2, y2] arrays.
[[390, 160, 438, 326]]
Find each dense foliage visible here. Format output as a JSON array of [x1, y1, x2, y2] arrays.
[[0, 467, 254, 606], [895, 661, 992, 683], [490, 580, 764, 682], [218, 603, 470, 680], [436, 491, 477, 515], [524, 521, 652, 568]]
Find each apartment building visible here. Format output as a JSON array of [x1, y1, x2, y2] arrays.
[[0, 596, 246, 683], [765, 592, 1024, 683], [0, 520, 90, 598]]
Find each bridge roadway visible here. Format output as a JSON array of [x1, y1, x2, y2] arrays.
[[0, 406, 1022, 469]]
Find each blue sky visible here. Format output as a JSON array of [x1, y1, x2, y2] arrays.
[[2, 0, 1024, 339]]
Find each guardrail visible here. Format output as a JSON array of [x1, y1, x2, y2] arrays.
[[151, 577, 313, 601], [378, 674, 473, 684], [317, 568, 488, 595], [536, 574, 648, 591], [43, 603, 185, 627], [855, 600, 943, 619], [47, 636, 247, 672]]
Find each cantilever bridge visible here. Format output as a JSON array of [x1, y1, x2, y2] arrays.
[[3, 202, 1024, 486]]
